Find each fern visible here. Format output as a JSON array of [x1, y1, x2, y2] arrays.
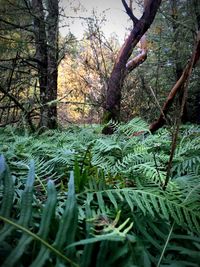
[[0, 122, 200, 266], [0, 156, 78, 267], [117, 117, 150, 136], [83, 186, 200, 233]]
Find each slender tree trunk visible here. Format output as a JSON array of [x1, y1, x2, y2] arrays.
[[46, 0, 59, 129], [189, 0, 200, 123], [170, 0, 188, 122], [102, 0, 162, 134], [171, 0, 183, 80], [32, 0, 58, 129], [149, 31, 200, 133], [149, 1, 200, 133], [32, 0, 48, 127]]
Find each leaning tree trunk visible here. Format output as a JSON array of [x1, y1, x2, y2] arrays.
[[102, 0, 162, 134], [149, 31, 200, 133], [188, 0, 200, 123], [149, 0, 200, 133]]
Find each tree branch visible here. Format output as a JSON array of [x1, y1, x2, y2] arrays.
[[0, 18, 34, 33], [121, 0, 139, 24], [0, 85, 25, 112], [126, 34, 147, 71]]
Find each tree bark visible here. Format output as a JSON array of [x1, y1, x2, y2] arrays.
[[32, 0, 58, 129], [46, 0, 59, 129], [102, 0, 162, 134], [32, 0, 48, 127]]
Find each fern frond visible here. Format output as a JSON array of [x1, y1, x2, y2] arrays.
[[85, 187, 200, 233], [0, 158, 79, 267], [0, 215, 78, 267], [117, 117, 150, 136], [68, 210, 133, 248], [0, 155, 14, 218]]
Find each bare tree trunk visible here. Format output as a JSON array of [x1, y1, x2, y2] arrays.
[[46, 0, 58, 129], [32, 0, 48, 127], [32, 0, 58, 129], [102, 0, 162, 134]]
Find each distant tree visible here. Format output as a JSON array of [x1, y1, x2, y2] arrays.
[[58, 26, 119, 123], [0, 0, 59, 129], [0, 0, 36, 129]]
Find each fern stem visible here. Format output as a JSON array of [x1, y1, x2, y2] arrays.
[[0, 215, 79, 267], [156, 221, 175, 267], [35, 173, 47, 193], [153, 152, 162, 185]]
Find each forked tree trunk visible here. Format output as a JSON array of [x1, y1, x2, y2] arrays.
[[102, 0, 162, 134]]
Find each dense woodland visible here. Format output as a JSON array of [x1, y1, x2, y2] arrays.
[[0, 0, 200, 266]]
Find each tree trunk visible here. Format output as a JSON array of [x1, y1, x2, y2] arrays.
[[46, 0, 59, 129], [149, 31, 200, 133], [170, 0, 187, 122], [187, 0, 200, 123], [32, 0, 48, 128], [102, 0, 162, 134], [32, 0, 58, 129]]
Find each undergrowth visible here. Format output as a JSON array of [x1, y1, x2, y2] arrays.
[[0, 118, 200, 266]]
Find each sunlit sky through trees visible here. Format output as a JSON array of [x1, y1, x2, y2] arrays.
[[60, 0, 141, 42]]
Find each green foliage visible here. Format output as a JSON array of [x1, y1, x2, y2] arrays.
[[0, 155, 78, 267], [0, 120, 200, 266]]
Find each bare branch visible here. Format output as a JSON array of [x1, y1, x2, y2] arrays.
[[126, 34, 147, 71], [0, 18, 34, 33], [0, 85, 25, 112], [121, 0, 139, 24]]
